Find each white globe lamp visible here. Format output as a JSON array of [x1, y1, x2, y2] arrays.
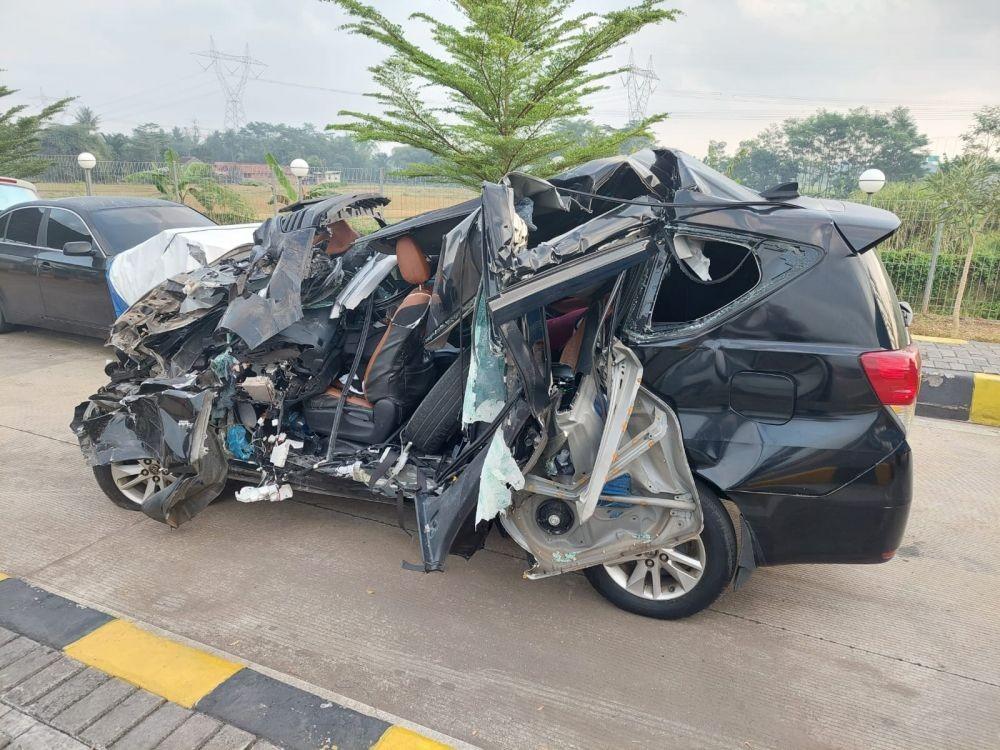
[[858, 168, 886, 196], [78, 152, 97, 196]]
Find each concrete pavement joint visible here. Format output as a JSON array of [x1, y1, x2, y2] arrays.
[[709, 606, 1000, 690], [0, 422, 77, 446]]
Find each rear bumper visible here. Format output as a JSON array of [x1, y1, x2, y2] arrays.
[[727, 443, 912, 565]]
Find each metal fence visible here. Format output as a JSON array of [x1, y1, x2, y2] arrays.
[[869, 199, 1000, 320], [34, 156, 475, 225], [33, 157, 1000, 321]]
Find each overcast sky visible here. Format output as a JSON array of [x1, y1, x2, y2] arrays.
[[4, 0, 997, 157]]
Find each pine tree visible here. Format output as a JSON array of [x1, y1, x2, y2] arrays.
[[0, 77, 71, 178], [324, 0, 679, 186]]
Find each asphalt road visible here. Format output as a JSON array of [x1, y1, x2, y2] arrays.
[[1, 328, 998, 750]]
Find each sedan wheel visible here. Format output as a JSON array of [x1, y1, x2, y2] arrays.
[[602, 539, 707, 601], [108, 459, 176, 505]]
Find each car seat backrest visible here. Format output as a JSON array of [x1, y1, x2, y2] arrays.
[[396, 235, 431, 285]]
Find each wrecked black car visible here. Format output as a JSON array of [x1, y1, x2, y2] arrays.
[[72, 149, 917, 619]]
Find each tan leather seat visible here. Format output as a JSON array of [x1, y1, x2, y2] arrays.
[[315, 235, 436, 441]]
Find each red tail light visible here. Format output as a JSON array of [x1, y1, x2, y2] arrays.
[[860, 344, 921, 406]]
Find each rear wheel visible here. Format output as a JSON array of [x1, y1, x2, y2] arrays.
[[93, 460, 178, 511], [584, 486, 738, 619]]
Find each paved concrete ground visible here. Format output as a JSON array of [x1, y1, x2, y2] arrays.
[[917, 337, 1000, 375], [1, 328, 999, 750]]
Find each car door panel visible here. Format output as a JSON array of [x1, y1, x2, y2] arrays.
[[0, 207, 45, 325], [37, 208, 115, 332]]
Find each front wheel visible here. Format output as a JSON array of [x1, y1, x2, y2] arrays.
[[584, 486, 738, 619], [93, 460, 179, 511]]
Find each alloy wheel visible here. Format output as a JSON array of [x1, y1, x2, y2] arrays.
[[109, 459, 176, 505], [602, 538, 707, 601]]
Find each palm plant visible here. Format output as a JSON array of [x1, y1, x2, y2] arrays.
[[128, 149, 255, 223], [264, 152, 343, 205]]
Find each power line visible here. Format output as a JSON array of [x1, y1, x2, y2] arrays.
[[194, 37, 266, 131], [256, 78, 367, 97]]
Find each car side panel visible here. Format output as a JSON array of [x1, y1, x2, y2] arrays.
[[36, 209, 115, 335], [35, 248, 114, 334], [728, 444, 911, 564], [0, 212, 45, 325], [639, 240, 911, 564]]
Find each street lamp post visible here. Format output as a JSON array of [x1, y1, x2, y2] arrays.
[[77, 152, 97, 196], [290, 159, 309, 201], [858, 168, 886, 203]]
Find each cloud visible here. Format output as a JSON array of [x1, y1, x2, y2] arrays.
[[3, 0, 996, 157]]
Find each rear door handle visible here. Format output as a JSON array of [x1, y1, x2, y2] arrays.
[[38, 261, 53, 270]]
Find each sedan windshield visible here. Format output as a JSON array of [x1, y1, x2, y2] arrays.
[[91, 205, 217, 254], [0, 184, 38, 211]]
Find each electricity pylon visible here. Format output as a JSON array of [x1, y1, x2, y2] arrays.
[[194, 37, 266, 131], [621, 50, 658, 125]]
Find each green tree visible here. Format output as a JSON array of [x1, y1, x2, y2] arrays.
[[925, 156, 1000, 330], [324, 0, 679, 186], [716, 107, 930, 196], [0, 77, 71, 177], [784, 107, 928, 193], [960, 105, 1000, 160], [128, 149, 254, 223], [193, 122, 376, 170], [703, 140, 729, 172], [387, 145, 438, 173], [39, 105, 109, 159], [119, 123, 171, 162]]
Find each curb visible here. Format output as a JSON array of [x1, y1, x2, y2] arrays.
[[917, 368, 1000, 427], [0, 575, 462, 750]]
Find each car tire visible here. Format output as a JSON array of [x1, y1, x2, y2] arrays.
[[584, 484, 738, 620], [0, 303, 13, 333], [93, 465, 145, 511], [402, 349, 471, 454]]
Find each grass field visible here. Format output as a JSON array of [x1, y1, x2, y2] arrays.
[[911, 313, 1000, 343], [35, 181, 475, 223]]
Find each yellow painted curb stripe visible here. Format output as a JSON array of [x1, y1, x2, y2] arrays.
[[970, 373, 1000, 427], [912, 334, 967, 345], [373, 725, 453, 750], [0, 573, 8, 582], [64, 619, 243, 708]]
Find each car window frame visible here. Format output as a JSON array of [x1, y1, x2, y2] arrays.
[[0, 211, 9, 239], [2, 206, 46, 248], [622, 224, 825, 344], [40, 207, 106, 257]]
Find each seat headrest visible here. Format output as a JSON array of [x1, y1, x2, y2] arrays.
[[325, 219, 360, 255], [395, 235, 431, 285]]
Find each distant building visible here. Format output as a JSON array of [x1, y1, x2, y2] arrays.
[[212, 162, 282, 182], [923, 155, 941, 174]]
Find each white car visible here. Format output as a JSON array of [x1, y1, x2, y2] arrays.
[[0, 177, 38, 211]]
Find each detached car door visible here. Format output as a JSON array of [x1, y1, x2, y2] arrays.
[[0, 207, 45, 325], [36, 207, 116, 334]]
